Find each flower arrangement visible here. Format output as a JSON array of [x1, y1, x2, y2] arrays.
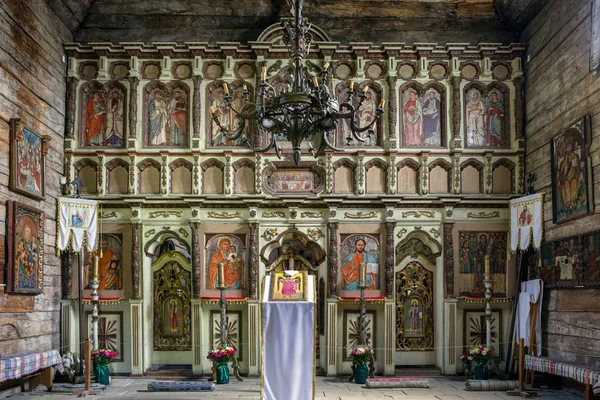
[[350, 345, 374, 366], [207, 346, 236, 364], [91, 349, 117, 367], [460, 345, 495, 365]]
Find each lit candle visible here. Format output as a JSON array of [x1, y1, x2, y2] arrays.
[[379, 100, 385, 109], [313, 77, 319, 87], [349, 81, 354, 90], [359, 262, 366, 288], [363, 85, 369, 93], [323, 62, 330, 70], [209, 105, 215, 116], [218, 262, 225, 288], [223, 83, 229, 94], [92, 254, 99, 281], [261, 66, 267, 81], [243, 84, 247, 92], [484, 255, 491, 280]]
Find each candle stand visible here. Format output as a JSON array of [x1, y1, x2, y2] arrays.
[[348, 263, 375, 382]]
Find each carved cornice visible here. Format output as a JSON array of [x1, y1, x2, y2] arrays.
[[307, 228, 324, 241], [149, 211, 182, 218], [300, 211, 324, 218], [402, 210, 435, 218], [207, 211, 240, 219], [262, 211, 285, 218], [467, 211, 500, 219], [344, 211, 378, 219], [100, 211, 117, 219]]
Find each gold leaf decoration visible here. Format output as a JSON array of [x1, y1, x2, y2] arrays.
[[144, 229, 156, 238], [307, 228, 323, 241], [179, 228, 189, 238], [208, 211, 240, 219], [149, 211, 182, 218], [396, 228, 407, 239], [262, 228, 278, 241], [467, 211, 500, 219], [301, 211, 324, 218], [344, 211, 378, 219], [100, 211, 117, 219], [429, 228, 440, 238], [262, 211, 286, 218], [401, 211, 435, 218]]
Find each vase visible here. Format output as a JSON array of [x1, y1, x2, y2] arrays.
[[95, 365, 110, 385], [216, 363, 230, 384], [473, 364, 489, 380], [354, 364, 368, 384]]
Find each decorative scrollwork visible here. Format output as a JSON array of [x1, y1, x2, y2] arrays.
[[262, 228, 278, 240], [429, 228, 440, 238], [208, 211, 240, 219], [100, 211, 117, 219], [301, 211, 324, 218], [307, 228, 323, 241], [149, 211, 182, 218], [402, 211, 435, 219], [179, 228, 189, 238], [396, 228, 407, 239], [345, 211, 378, 219], [145, 229, 156, 238], [262, 211, 285, 218], [467, 211, 500, 219]]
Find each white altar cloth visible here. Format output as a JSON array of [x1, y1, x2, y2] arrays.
[[261, 274, 315, 400]]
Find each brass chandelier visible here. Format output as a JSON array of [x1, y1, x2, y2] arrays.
[[209, 0, 384, 165]]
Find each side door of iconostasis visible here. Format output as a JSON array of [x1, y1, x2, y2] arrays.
[[394, 236, 439, 366], [151, 244, 193, 364]]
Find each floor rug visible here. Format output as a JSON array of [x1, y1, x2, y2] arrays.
[[50, 383, 106, 392], [465, 380, 519, 391], [366, 377, 430, 388], [147, 380, 215, 392]]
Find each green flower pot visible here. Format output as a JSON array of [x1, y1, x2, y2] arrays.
[[354, 364, 368, 384], [216, 363, 230, 384], [95, 365, 110, 385], [473, 364, 489, 380]]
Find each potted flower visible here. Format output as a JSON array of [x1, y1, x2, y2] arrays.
[[350, 345, 373, 384], [91, 349, 117, 385], [460, 345, 495, 380], [207, 346, 236, 384]]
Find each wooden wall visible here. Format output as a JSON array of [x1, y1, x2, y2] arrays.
[[0, 1, 71, 355], [524, 0, 600, 369]]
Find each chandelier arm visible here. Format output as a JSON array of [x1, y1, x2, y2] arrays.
[[321, 128, 345, 152], [349, 108, 384, 135], [251, 132, 278, 153]]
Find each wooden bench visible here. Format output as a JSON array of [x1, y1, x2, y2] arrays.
[[0, 350, 64, 392], [524, 355, 600, 400]]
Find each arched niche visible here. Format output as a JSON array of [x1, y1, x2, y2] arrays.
[[396, 159, 420, 194], [395, 230, 442, 265], [105, 158, 129, 194], [137, 158, 161, 194], [365, 158, 387, 194], [260, 229, 326, 274], [428, 159, 451, 194], [169, 158, 193, 194], [74, 158, 98, 194], [201, 158, 224, 194], [460, 158, 484, 194], [233, 159, 255, 194], [492, 159, 515, 194], [333, 159, 356, 194]]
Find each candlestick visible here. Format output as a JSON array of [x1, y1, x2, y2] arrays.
[[323, 62, 330, 70], [359, 262, 366, 288], [349, 81, 354, 91], [313, 76, 319, 87], [379, 100, 385, 109], [261, 66, 267, 81], [484, 255, 491, 280], [209, 105, 215, 116], [363, 85, 369, 93], [92, 254, 99, 281], [218, 262, 225, 288], [223, 83, 229, 94]]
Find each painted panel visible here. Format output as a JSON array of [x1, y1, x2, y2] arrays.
[[340, 234, 380, 290]]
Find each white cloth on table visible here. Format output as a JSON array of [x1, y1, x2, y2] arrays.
[[515, 279, 543, 356], [261, 275, 315, 400]]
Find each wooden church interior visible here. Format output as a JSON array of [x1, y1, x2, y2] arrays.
[[0, 0, 599, 397]]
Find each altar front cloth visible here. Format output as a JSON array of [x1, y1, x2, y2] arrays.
[[261, 275, 315, 400]]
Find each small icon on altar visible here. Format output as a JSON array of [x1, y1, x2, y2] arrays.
[[269, 270, 308, 301]]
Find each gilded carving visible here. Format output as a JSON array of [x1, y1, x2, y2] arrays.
[[328, 222, 339, 297], [467, 211, 499, 219], [396, 228, 407, 239], [225, 155, 231, 195], [301, 211, 323, 218], [401, 211, 434, 218], [100, 211, 117, 219], [129, 154, 136, 194], [444, 222, 454, 297], [385, 222, 396, 297], [262, 211, 285, 218], [131, 223, 141, 300], [179, 228, 189, 238], [345, 211, 378, 219], [307, 228, 323, 241], [149, 211, 182, 218], [326, 154, 333, 194], [189, 221, 200, 298], [145, 229, 156, 238], [249, 223, 258, 299], [208, 211, 240, 219], [389, 155, 397, 195], [429, 228, 440, 238], [357, 154, 365, 195], [261, 228, 278, 240]]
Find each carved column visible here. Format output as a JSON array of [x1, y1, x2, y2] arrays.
[[387, 75, 397, 149], [160, 154, 167, 195], [444, 222, 455, 298], [193, 155, 200, 195], [453, 153, 461, 195], [357, 154, 365, 195], [225, 155, 232, 195], [385, 222, 396, 298], [61, 250, 74, 300], [255, 155, 262, 194], [249, 223, 259, 299], [190, 221, 201, 298], [514, 76, 524, 139], [325, 153, 333, 194], [66, 77, 78, 139], [97, 153, 105, 195], [328, 222, 339, 297], [389, 154, 397, 195], [128, 77, 139, 141], [421, 153, 429, 195], [128, 154, 136, 195], [193, 75, 202, 139], [451, 76, 462, 148], [131, 222, 141, 300]]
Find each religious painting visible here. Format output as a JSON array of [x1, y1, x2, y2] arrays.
[[6, 201, 44, 294], [144, 81, 189, 147], [554, 237, 578, 283], [516, 203, 534, 227], [583, 233, 600, 282], [396, 261, 434, 351], [207, 81, 250, 147], [262, 162, 325, 195], [536, 242, 554, 284], [343, 310, 375, 360], [153, 260, 191, 350], [84, 234, 123, 292], [464, 85, 508, 148], [550, 115, 593, 224], [68, 206, 89, 229], [401, 85, 444, 147], [458, 232, 508, 296], [269, 270, 307, 301], [9, 119, 49, 200], [210, 311, 242, 361], [205, 234, 246, 290], [80, 82, 126, 148], [464, 311, 501, 357], [86, 311, 124, 362], [340, 234, 380, 290], [336, 82, 381, 147]]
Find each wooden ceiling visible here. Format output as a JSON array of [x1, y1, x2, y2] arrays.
[[47, 0, 546, 44]]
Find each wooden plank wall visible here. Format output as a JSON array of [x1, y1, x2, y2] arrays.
[[523, 0, 600, 369], [0, 0, 71, 355]]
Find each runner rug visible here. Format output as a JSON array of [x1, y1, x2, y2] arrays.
[[147, 380, 215, 391], [366, 377, 429, 388]]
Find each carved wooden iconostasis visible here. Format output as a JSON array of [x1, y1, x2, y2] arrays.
[[61, 22, 525, 376]]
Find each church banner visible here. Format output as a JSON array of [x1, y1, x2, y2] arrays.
[[509, 193, 544, 252], [57, 197, 98, 252]]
